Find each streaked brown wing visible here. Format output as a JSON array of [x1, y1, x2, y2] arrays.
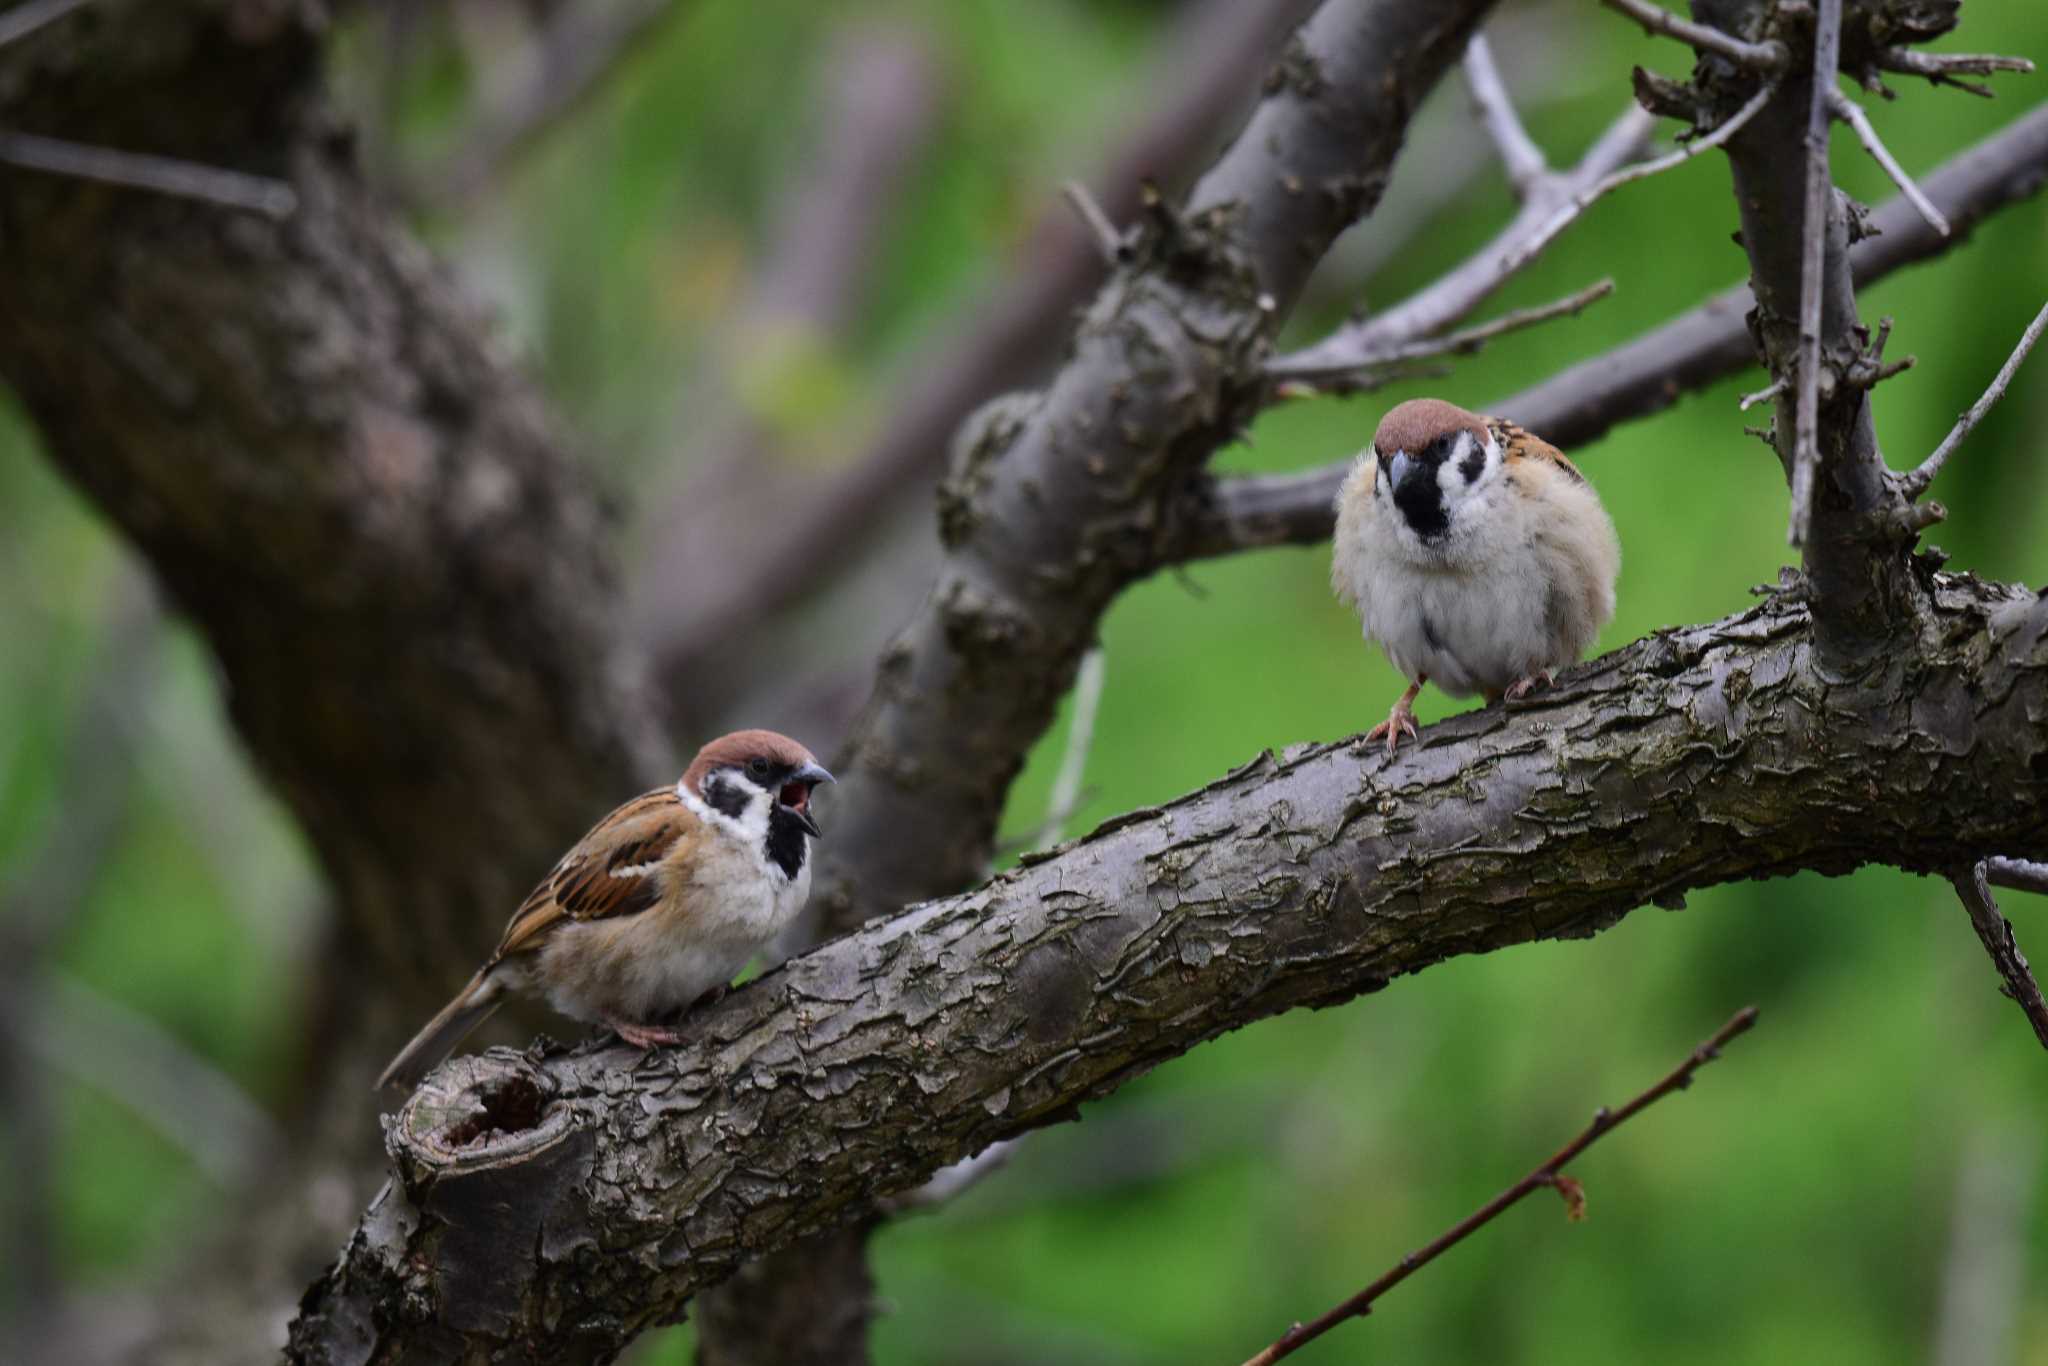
[[488, 788, 700, 964], [1493, 417, 1586, 485]]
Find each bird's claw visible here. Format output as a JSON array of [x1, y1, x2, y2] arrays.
[[606, 1016, 690, 1050], [1363, 706, 1420, 756], [1504, 670, 1555, 702]]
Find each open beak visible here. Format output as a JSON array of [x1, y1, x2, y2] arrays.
[[778, 762, 834, 839]]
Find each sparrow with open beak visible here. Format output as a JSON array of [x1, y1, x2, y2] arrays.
[[1332, 398, 1620, 754], [377, 729, 833, 1091]]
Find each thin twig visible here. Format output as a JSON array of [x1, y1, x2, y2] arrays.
[[0, 129, 296, 217], [1739, 377, 1786, 411], [0, 0, 94, 50], [1788, 1, 1841, 548], [1986, 857, 2048, 898], [1267, 100, 1653, 377], [1060, 181, 1127, 265], [1462, 33, 1547, 198], [1032, 647, 1108, 852], [1500, 81, 1776, 277], [1828, 89, 1949, 236], [1878, 48, 2033, 99], [1266, 279, 1613, 383], [1901, 298, 2048, 498], [1240, 1006, 1761, 1366], [1598, 0, 1787, 72], [1952, 864, 2048, 1052]]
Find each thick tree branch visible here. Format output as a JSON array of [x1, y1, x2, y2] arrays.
[[806, 0, 1501, 937], [291, 576, 2048, 1362], [1171, 99, 2048, 562]]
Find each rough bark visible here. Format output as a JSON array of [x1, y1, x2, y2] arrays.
[[288, 572, 2048, 1364], [1169, 99, 2048, 563]]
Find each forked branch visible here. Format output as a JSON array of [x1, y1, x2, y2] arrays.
[[1952, 865, 2048, 1052], [1240, 1007, 1762, 1366]]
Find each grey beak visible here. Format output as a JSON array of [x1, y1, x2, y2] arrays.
[[784, 762, 833, 839], [1387, 449, 1414, 490]]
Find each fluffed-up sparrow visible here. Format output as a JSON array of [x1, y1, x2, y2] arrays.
[[377, 729, 832, 1091], [1331, 398, 1620, 754]]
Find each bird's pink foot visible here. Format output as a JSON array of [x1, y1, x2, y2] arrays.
[[1362, 687, 1423, 756], [1504, 670, 1555, 702], [606, 1015, 690, 1050]]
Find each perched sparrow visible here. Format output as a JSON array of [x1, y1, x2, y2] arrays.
[[1331, 398, 1619, 754], [376, 729, 832, 1091]]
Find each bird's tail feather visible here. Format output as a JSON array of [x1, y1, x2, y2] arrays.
[[376, 972, 503, 1093]]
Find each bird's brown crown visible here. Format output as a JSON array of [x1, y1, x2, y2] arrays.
[[1372, 398, 1488, 456], [682, 729, 819, 797]]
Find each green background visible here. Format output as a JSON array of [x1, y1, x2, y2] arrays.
[[3, 2, 2044, 1362]]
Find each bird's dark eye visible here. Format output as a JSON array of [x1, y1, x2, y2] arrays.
[[747, 757, 771, 779]]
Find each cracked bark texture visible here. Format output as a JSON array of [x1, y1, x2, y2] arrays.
[[289, 573, 2048, 1363]]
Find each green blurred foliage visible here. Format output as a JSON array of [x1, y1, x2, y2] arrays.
[[3, 0, 2046, 1361]]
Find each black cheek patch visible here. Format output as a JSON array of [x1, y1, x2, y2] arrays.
[[1459, 443, 1486, 484], [704, 775, 749, 820]]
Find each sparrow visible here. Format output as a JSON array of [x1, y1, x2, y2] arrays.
[[376, 729, 833, 1091], [1331, 398, 1619, 754]]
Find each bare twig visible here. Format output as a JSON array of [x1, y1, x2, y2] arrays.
[[1985, 857, 2048, 898], [1739, 377, 1786, 410], [1787, 0, 1841, 548], [1175, 102, 2048, 565], [1061, 180, 1127, 265], [1598, 0, 1787, 72], [0, 0, 93, 49], [0, 129, 296, 216], [1270, 102, 1653, 375], [1877, 48, 2033, 98], [1501, 81, 1775, 278], [1901, 298, 2048, 498], [1462, 33, 1547, 197], [1267, 278, 1613, 384], [1951, 864, 2048, 1051], [1241, 1007, 1762, 1366], [1828, 89, 1949, 236]]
